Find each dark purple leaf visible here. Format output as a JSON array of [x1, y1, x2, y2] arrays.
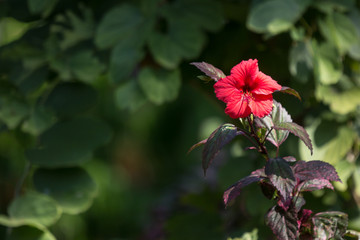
[[190, 62, 226, 82], [187, 139, 207, 154], [293, 160, 341, 182], [278, 86, 302, 100], [265, 158, 295, 180], [255, 101, 291, 148], [266, 206, 299, 240], [260, 181, 276, 199], [274, 122, 313, 155], [313, 211, 348, 239], [297, 179, 334, 192], [202, 124, 243, 175], [293, 195, 306, 213], [265, 158, 296, 202], [223, 175, 261, 206]]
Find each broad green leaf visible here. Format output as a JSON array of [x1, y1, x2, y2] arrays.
[[247, 0, 309, 35], [95, 4, 148, 49], [316, 85, 360, 115], [114, 80, 147, 112], [11, 65, 48, 94], [0, 215, 56, 240], [202, 123, 242, 175], [333, 160, 355, 191], [138, 67, 181, 105], [348, 9, 360, 60], [165, 0, 224, 32], [148, 17, 205, 69], [8, 192, 62, 227], [255, 101, 291, 148], [0, 96, 29, 129], [22, 106, 56, 136], [33, 167, 97, 214], [274, 122, 313, 155], [27, 117, 112, 167], [266, 206, 298, 240], [353, 167, 360, 197], [318, 12, 358, 55], [0, 18, 30, 46], [51, 6, 95, 50], [45, 82, 97, 118], [312, 42, 342, 85], [313, 211, 348, 239], [190, 62, 226, 81], [227, 229, 258, 240], [311, 0, 355, 13], [289, 40, 313, 83], [28, 0, 58, 17], [323, 127, 355, 164], [110, 41, 144, 83]]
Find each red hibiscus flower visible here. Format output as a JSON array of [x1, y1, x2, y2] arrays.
[[214, 59, 281, 119]]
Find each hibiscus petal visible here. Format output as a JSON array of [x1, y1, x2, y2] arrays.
[[225, 95, 252, 119], [249, 93, 273, 118], [230, 59, 259, 87], [251, 71, 282, 95], [214, 75, 241, 103]]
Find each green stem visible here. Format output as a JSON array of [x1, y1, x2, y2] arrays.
[[247, 116, 269, 160]]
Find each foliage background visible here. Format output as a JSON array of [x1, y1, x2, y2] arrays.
[[0, 0, 360, 239]]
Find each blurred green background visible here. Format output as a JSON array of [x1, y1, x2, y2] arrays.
[[0, 0, 360, 239]]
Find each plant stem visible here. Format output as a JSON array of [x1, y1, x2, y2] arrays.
[[247, 116, 269, 160]]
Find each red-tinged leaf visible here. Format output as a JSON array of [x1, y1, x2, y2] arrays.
[[297, 179, 334, 192], [255, 101, 291, 148], [293, 195, 306, 213], [187, 139, 207, 154], [202, 123, 243, 175], [190, 62, 226, 82], [266, 206, 299, 240], [223, 176, 261, 206], [293, 160, 341, 182], [283, 156, 296, 162], [265, 158, 296, 202], [278, 86, 301, 101], [274, 122, 313, 155], [313, 211, 348, 240]]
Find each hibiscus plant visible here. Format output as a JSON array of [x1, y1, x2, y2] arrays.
[[189, 59, 360, 240]]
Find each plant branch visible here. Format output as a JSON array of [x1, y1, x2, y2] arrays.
[[247, 116, 269, 160]]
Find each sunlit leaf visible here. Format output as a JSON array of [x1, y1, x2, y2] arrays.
[[323, 127, 355, 164], [274, 122, 313, 155], [265, 206, 298, 240], [190, 62, 226, 81], [247, 0, 310, 35], [8, 192, 61, 227], [138, 67, 181, 105], [33, 167, 97, 215], [202, 123, 243, 175], [313, 211, 348, 239], [255, 101, 292, 148]]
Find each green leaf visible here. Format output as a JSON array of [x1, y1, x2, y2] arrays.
[[0, 96, 29, 129], [274, 122, 313, 155], [247, 0, 309, 35], [311, 0, 355, 13], [318, 12, 358, 55], [165, 0, 224, 32], [95, 4, 148, 49], [353, 167, 360, 197], [22, 106, 56, 136], [323, 127, 355, 164], [27, 0, 58, 17], [316, 85, 360, 114], [109, 41, 144, 83], [333, 160, 355, 191], [8, 192, 62, 227], [255, 101, 292, 148], [289, 40, 313, 83], [202, 123, 241, 175], [227, 229, 258, 240], [27, 117, 112, 167], [348, 9, 360, 60], [33, 167, 97, 214], [138, 67, 181, 105], [313, 211, 348, 239], [312, 41, 342, 85], [114, 80, 147, 112], [45, 82, 97, 119], [148, 17, 205, 69], [0, 215, 56, 240]]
